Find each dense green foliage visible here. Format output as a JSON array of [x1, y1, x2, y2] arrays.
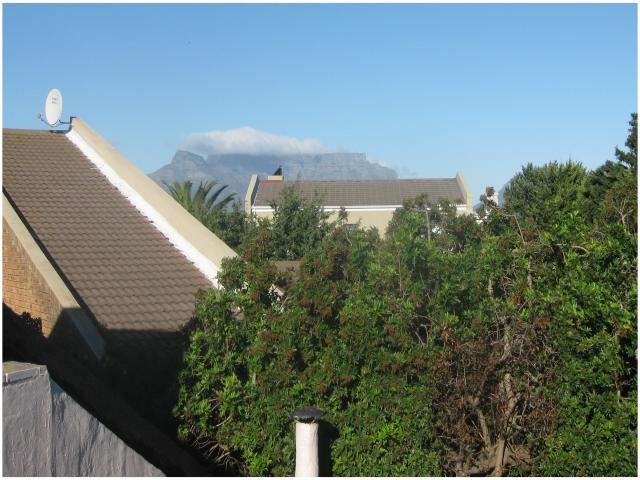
[[165, 179, 247, 247], [208, 200, 248, 248], [174, 115, 637, 476], [176, 219, 443, 475], [268, 185, 334, 259], [165, 179, 235, 220], [167, 180, 336, 255], [532, 114, 637, 476], [503, 161, 588, 229]]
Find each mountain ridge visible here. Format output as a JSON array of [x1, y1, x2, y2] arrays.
[[149, 150, 398, 202]]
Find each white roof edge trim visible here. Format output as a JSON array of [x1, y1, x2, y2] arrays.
[[252, 205, 402, 212], [253, 204, 468, 213], [66, 129, 219, 287]]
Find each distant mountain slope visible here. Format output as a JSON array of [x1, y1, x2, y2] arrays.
[[149, 150, 398, 202]]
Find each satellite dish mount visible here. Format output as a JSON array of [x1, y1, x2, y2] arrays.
[[37, 88, 70, 127]]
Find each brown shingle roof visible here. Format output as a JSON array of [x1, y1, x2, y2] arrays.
[[3, 129, 212, 334], [253, 178, 465, 207]]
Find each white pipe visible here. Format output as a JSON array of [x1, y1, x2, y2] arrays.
[[295, 422, 319, 477]]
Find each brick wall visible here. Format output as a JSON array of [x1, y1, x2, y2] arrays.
[[3, 219, 62, 336]]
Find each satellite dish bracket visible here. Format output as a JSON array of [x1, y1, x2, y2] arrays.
[[36, 113, 71, 128]]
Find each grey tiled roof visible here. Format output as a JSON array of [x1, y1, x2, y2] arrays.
[[253, 178, 465, 207], [3, 129, 212, 336]]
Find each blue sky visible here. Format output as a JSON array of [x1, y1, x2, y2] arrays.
[[3, 3, 637, 200]]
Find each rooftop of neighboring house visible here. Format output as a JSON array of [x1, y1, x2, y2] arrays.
[[250, 175, 472, 209], [3, 119, 236, 347]]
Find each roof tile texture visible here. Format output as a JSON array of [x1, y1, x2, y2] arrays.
[[253, 178, 464, 207], [3, 129, 212, 333]]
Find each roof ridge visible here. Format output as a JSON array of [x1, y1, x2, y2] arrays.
[[265, 177, 458, 183], [3, 128, 68, 134]]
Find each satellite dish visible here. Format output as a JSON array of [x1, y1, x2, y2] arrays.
[[44, 88, 63, 126]]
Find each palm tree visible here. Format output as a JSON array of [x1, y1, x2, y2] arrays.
[[164, 179, 235, 227]]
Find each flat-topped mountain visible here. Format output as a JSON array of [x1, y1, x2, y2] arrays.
[[149, 150, 398, 202]]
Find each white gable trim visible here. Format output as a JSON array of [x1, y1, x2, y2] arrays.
[[66, 130, 220, 286]]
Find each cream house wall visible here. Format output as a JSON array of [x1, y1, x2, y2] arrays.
[[252, 207, 393, 233], [253, 204, 469, 235]]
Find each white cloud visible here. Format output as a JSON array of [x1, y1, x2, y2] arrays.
[[367, 155, 393, 169], [179, 126, 331, 156]]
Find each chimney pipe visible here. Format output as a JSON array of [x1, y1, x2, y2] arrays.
[[291, 406, 324, 477]]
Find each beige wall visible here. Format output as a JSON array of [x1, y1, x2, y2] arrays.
[[254, 209, 394, 234], [256, 211, 393, 236], [336, 210, 394, 234], [455, 172, 473, 214], [254, 205, 471, 236]]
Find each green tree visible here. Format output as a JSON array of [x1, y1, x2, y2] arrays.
[[532, 220, 637, 476], [208, 200, 248, 249], [165, 180, 246, 247], [615, 113, 637, 170], [383, 193, 556, 475], [267, 184, 334, 260], [503, 161, 588, 234], [532, 115, 638, 475], [175, 223, 442, 476], [165, 180, 235, 220], [174, 116, 637, 476], [586, 113, 638, 231]]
